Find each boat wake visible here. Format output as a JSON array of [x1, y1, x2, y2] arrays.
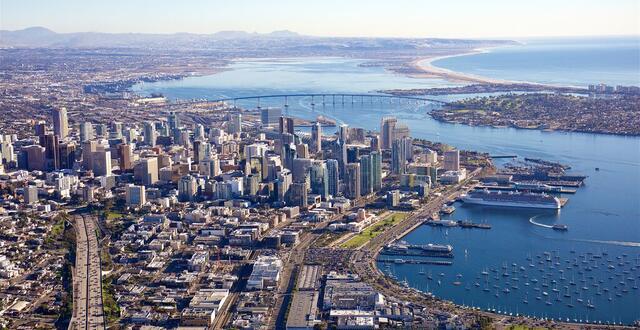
[[566, 238, 640, 248], [528, 214, 552, 228]]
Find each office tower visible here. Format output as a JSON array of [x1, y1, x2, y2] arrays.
[[338, 139, 348, 177], [135, 157, 158, 185], [24, 145, 46, 171], [338, 124, 349, 143], [110, 122, 123, 139], [43, 133, 59, 170], [261, 108, 282, 127], [80, 122, 93, 142], [282, 143, 297, 170], [280, 132, 295, 145], [296, 143, 309, 159], [391, 138, 410, 175], [370, 135, 381, 152], [310, 160, 328, 199], [347, 146, 359, 163], [311, 122, 322, 153], [360, 154, 373, 196], [326, 159, 339, 198], [194, 124, 205, 141], [345, 163, 361, 199], [244, 174, 259, 196], [199, 154, 220, 178], [34, 121, 47, 140], [81, 140, 98, 170], [95, 123, 108, 138], [428, 166, 438, 186], [279, 116, 295, 134], [168, 111, 180, 131], [380, 117, 397, 149], [350, 127, 365, 144], [371, 151, 382, 191], [24, 186, 38, 205], [193, 140, 207, 164], [58, 142, 76, 169], [444, 150, 460, 171], [92, 148, 112, 176], [118, 143, 133, 170], [52, 107, 69, 139], [395, 123, 411, 140], [277, 169, 292, 202], [125, 184, 146, 207], [289, 182, 308, 207], [0, 139, 15, 165], [178, 175, 197, 202], [292, 158, 313, 183], [143, 121, 157, 146], [403, 137, 414, 161], [386, 190, 400, 208], [230, 113, 242, 134]]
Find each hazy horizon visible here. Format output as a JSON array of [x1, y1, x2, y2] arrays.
[[1, 0, 638, 39]]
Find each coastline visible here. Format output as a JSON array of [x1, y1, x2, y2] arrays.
[[407, 47, 530, 85]]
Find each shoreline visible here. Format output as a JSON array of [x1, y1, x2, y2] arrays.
[[407, 47, 541, 86]]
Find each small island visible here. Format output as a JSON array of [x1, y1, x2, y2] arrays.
[[431, 93, 640, 136]]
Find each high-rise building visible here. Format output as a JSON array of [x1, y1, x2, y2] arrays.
[[194, 124, 205, 141], [338, 124, 349, 143], [168, 111, 180, 131], [52, 107, 69, 139], [244, 174, 260, 196], [391, 138, 411, 175], [326, 159, 339, 198], [345, 163, 361, 200], [310, 160, 328, 199], [279, 116, 295, 134], [292, 158, 313, 183], [125, 184, 146, 207], [289, 182, 308, 207], [178, 175, 198, 202], [371, 151, 382, 191], [370, 135, 381, 152], [143, 121, 157, 146], [394, 123, 411, 140], [193, 140, 208, 164], [82, 140, 98, 170], [231, 113, 242, 134], [296, 143, 309, 159], [444, 150, 460, 171], [43, 133, 59, 170], [24, 145, 45, 171], [110, 122, 123, 139], [92, 148, 112, 176], [386, 190, 401, 208], [0, 138, 15, 165], [118, 143, 133, 170], [135, 157, 158, 185], [34, 121, 47, 141], [277, 169, 292, 202], [311, 122, 322, 153], [360, 154, 373, 196], [24, 186, 39, 205], [380, 117, 397, 149], [261, 108, 282, 127], [282, 143, 297, 170], [58, 142, 76, 169], [80, 122, 93, 142]]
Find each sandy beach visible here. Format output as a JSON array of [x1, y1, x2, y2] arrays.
[[408, 49, 520, 84]]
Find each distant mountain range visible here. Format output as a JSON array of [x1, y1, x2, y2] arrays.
[[0, 27, 516, 51]]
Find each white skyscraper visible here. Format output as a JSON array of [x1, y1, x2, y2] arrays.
[[53, 107, 69, 139]]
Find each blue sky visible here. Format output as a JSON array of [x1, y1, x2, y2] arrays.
[[1, 0, 638, 38]]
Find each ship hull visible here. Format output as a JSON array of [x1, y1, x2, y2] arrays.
[[462, 197, 560, 209]]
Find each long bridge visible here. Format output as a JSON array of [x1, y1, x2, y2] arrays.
[[168, 93, 450, 109]]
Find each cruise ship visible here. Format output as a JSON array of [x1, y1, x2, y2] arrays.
[[462, 190, 561, 209]]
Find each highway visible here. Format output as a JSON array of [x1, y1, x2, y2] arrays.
[[68, 215, 105, 330]]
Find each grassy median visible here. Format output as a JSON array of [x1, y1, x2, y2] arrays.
[[340, 213, 407, 249]]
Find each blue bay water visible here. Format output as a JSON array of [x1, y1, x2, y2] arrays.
[[133, 39, 640, 323], [432, 37, 640, 87]]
